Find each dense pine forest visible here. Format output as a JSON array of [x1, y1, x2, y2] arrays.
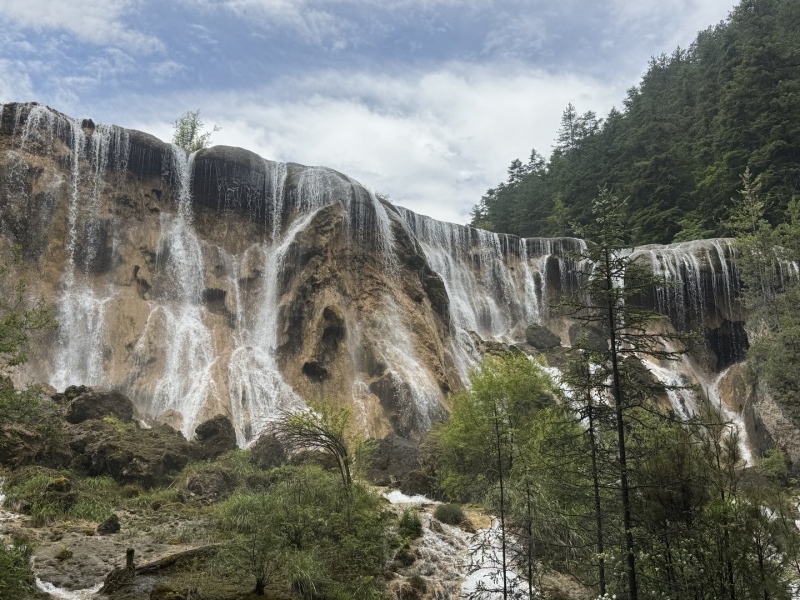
[[470, 0, 800, 244]]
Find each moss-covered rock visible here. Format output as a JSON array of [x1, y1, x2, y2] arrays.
[[66, 420, 201, 488]]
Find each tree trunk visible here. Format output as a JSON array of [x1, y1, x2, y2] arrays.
[[587, 384, 607, 597], [605, 247, 638, 600], [494, 407, 509, 600]]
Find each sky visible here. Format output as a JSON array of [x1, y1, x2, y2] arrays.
[[0, 0, 738, 224]]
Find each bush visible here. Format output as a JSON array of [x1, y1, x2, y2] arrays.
[[433, 503, 464, 525], [3, 469, 120, 525], [178, 449, 269, 496], [0, 538, 35, 598], [409, 574, 427, 593], [398, 509, 423, 539], [214, 465, 389, 598]]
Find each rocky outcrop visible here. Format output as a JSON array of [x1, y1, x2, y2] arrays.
[[0, 102, 754, 451], [65, 420, 200, 488], [194, 415, 236, 460], [64, 389, 135, 424], [525, 323, 561, 350], [0, 423, 72, 470]]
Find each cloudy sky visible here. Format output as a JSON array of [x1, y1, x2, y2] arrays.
[[0, 0, 737, 224]]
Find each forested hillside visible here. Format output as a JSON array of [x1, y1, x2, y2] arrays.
[[470, 0, 800, 244]]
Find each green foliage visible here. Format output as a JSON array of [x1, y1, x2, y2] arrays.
[[398, 508, 423, 539], [0, 380, 62, 452], [433, 503, 464, 526], [172, 110, 219, 153], [435, 352, 553, 501], [471, 0, 800, 245], [728, 168, 800, 412], [0, 538, 35, 599], [214, 465, 388, 597], [3, 469, 120, 525], [277, 400, 363, 486], [0, 245, 57, 369], [178, 449, 269, 493], [54, 545, 72, 561]]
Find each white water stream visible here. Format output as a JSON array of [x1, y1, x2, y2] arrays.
[[383, 491, 528, 599]]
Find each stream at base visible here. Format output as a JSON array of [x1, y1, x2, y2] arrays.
[[384, 491, 527, 598]]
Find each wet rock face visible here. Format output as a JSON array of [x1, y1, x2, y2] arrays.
[[525, 323, 561, 350], [367, 433, 419, 487], [0, 102, 752, 448]]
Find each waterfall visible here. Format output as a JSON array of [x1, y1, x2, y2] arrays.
[[395, 207, 586, 379], [368, 295, 444, 432], [34, 112, 130, 390], [227, 209, 312, 445], [630, 239, 738, 329], [138, 147, 222, 438], [2, 103, 756, 449]]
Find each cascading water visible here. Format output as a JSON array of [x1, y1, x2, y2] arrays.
[[227, 210, 313, 445], [631, 239, 739, 329], [396, 207, 586, 380], [137, 147, 222, 438], [16, 107, 132, 391], [364, 295, 444, 432], [1, 103, 755, 452]]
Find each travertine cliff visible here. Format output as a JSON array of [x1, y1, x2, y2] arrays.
[[0, 102, 762, 451]]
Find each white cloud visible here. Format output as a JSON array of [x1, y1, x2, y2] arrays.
[[182, 0, 489, 46], [609, 0, 734, 51], [0, 60, 35, 103], [0, 0, 162, 51], [131, 63, 624, 225]]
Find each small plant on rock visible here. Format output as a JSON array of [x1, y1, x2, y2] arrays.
[[398, 509, 423, 539]]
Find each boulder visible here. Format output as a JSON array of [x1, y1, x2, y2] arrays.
[[525, 323, 561, 350], [66, 420, 201, 488], [179, 468, 236, 505], [366, 433, 419, 487], [51, 385, 93, 404], [250, 432, 288, 470], [0, 423, 72, 469], [568, 323, 608, 352], [97, 513, 121, 535], [65, 389, 135, 424], [194, 415, 237, 459]]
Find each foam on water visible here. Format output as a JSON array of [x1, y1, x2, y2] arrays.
[[35, 580, 102, 600]]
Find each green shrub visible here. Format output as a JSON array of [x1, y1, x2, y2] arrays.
[[394, 542, 415, 567], [55, 545, 72, 561], [433, 503, 464, 525], [409, 574, 427, 593], [178, 449, 269, 495], [4, 469, 121, 525], [398, 509, 423, 539], [123, 487, 180, 510], [214, 465, 389, 598], [0, 538, 35, 598]]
